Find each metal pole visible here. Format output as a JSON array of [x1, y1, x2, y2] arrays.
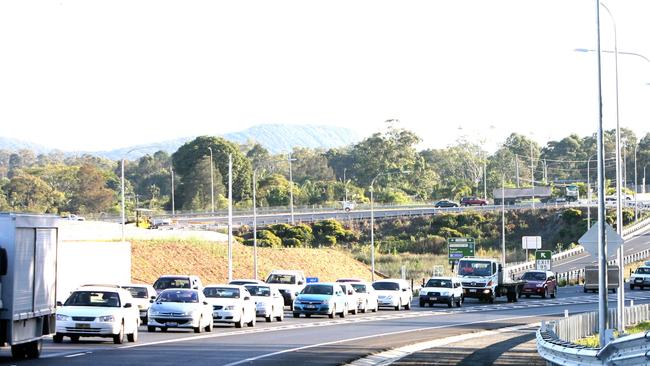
[[253, 169, 258, 280], [587, 157, 591, 230], [502, 175, 506, 266], [344, 168, 348, 203], [171, 166, 175, 216], [121, 159, 126, 242], [635, 144, 638, 220], [370, 184, 375, 282], [595, 0, 609, 347], [600, 3, 624, 333], [515, 155, 520, 188], [228, 154, 233, 282], [289, 152, 295, 225], [209, 147, 214, 213], [483, 161, 487, 201], [531, 138, 535, 209]]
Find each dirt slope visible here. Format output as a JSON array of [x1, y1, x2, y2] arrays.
[[130, 239, 375, 285]]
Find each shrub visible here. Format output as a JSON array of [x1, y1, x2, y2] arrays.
[[282, 237, 302, 247], [287, 224, 314, 245], [562, 208, 582, 224], [255, 230, 282, 248], [323, 235, 337, 246], [313, 219, 350, 244], [437, 227, 463, 238], [269, 223, 291, 238]]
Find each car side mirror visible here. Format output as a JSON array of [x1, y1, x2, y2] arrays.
[[402, 288, 407, 292], [150, 299, 155, 303], [151, 296, 157, 300], [244, 296, 251, 301], [298, 280, 304, 285], [124, 303, 132, 308], [56, 301, 63, 307], [203, 301, 209, 305]]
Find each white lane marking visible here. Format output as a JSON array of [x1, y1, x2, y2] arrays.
[[221, 312, 559, 366], [346, 322, 540, 366], [64, 352, 91, 358]]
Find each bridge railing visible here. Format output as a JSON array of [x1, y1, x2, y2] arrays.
[[537, 304, 650, 365]]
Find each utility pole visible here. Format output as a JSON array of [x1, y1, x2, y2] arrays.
[[228, 154, 233, 282], [208, 147, 215, 214], [171, 166, 175, 216], [253, 169, 258, 280], [531, 141, 535, 209], [515, 155, 520, 188], [288, 152, 295, 225]]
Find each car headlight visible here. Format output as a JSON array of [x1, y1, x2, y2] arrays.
[[98, 315, 114, 322], [224, 305, 236, 310], [385, 295, 393, 300], [56, 314, 71, 321], [536, 284, 544, 288], [419, 290, 426, 296], [440, 291, 450, 296]]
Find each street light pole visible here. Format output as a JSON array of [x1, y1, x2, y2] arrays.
[[594, 0, 609, 347], [635, 144, 638, 220], [344, 168, 348, 203], [288, 152, 295, 225], [121, 158, 126, 242], [502, 175, 506, 266], [530, 137, 535, 209], [253, 168, 258, 280], [171, 166, 175, 216], [227, 154, 233, 282], [208, 147, 215, 213]]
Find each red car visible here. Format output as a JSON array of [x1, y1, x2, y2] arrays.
[[521, 270, 557, 298], [460, 197, 488, 206]]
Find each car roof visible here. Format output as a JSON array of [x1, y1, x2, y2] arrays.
[[305, 282, 338, 286], [426, 277, 457, 281], [158, 274, 197, 278], [74, 286, 128, 294], [229, 279, 264, 284], [204, 284, 246, 289], [122, 283, 155, 288], [160, 288, 200, 293], [374, 278, 407, 283], [336, 278, 364, 282]]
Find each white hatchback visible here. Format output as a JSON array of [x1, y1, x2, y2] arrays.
[[54, 286, 140, 344], [121, 283, 157, 323], [204, 285, 256, 328], [372, 279, 412, 311]]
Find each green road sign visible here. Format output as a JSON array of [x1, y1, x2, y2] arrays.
[[448, 237, 475, 264], [535, 250, 552, 270]]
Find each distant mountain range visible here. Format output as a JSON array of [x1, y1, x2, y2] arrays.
[[0, 124, 361, 160]]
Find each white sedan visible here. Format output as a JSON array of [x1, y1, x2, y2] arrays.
[[346, 282, 378, 313], [204, 285, 256, 328], [54, 286, 140, 344], [244, 284, 285, 322], [147, 289, 214, 333]]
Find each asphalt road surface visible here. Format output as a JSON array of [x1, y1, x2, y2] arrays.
[[4, 286, 650, 366]]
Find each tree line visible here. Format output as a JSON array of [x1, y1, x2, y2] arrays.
[[0, 125, 648, 216]]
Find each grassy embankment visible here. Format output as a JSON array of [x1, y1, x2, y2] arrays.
[[130, 238, 375, 284]]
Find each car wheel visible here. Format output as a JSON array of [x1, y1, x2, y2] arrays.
[[395, 299, 401, 311], [277, 311, 284, 322], [351, 306, 358, 315], [457, 297, 463, 307], [160, 327, 168, 332], [329, 306, 335, 319], [113, 323, 125, 344], [630, 285, 635, 290], [194, 316, 203, 333], [583, 287, 587, 293], [205, 319, 213, 332], [127, 326, 138, 343], [419, 299, 425, 307], [10, 343, 27, 360], [488, 293, 495, 304], [373, 302, 378, 312], [525, 294, 530, 298], [361, 301, 368, 313], [25, 340, 42, 359], [53, 334, 63, 343], [266, 314, 273, 322], [541, 288, 547, 299], [305, 313, 311, 318], [70, 335, 80, 343], [235, 316, 244, 328], [551, 288, 556, 299], [248, 317, 256, 327], [293, 312, 300, 318], [340, 305, 346, 318], [147, 326, 156, 332], [405, 299, 411, 310]]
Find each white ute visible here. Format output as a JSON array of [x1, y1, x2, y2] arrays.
[[418, 277, 463, 308], [265, 270, 306, 310], [630, 262, 650, 290]]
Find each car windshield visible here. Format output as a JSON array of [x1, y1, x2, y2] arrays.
[[245, 285, 271, 297], [204, 287, 240, 299], [301, 284, 333, 295], [350, 284, 366, 293], [158, 290, 199, 303], [372, 282, 400, 291], [266, 274, 296, 284], [122, 286, 148, 299], [425, 279, 452, 288], [522, 272, 547, 281], [458, 261, 492, 276], [153, 277, 191, 290], [64, 291, 121, 307], [636, 267, 650, 275]]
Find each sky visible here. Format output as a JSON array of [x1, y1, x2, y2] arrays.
[[1, 0, 649, 152]]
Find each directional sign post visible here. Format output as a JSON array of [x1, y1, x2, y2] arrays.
[[448, 237, 475, 265], [522, 236, 542, 262], [535, 250, 552, 271]]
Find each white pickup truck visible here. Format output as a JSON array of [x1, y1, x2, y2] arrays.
[[265, 270, 306, 310]]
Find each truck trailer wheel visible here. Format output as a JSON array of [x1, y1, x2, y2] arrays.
[[26, 340, 42, 359]]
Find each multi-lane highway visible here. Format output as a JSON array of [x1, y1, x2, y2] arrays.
[[5, 287, 650, 366]]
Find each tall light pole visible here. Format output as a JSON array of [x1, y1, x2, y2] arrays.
[[501, 174, 506, 266], [634, 144, 638, 220], [343, 168, 348, 203], [252, 168, 258, 280], [370, 170, 410, 281], [594, 0, 609, 347], [587, 154, 596, 230], [227, 154, 233, 282], [208, 147, 215, 213], [644, 164, 647, 194], [288, 152, 296, 225], [121, 146, 156, 242], [530, 136, 535, 209], [170, 166, 175, 217]]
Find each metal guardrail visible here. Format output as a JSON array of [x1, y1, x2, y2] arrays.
[[537, 304, 650, 365]]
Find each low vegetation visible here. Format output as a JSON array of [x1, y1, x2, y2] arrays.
[[574, 321, 650, 348]]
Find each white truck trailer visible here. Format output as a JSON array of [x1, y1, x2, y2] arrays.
[[0, 214, 59, 359]]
